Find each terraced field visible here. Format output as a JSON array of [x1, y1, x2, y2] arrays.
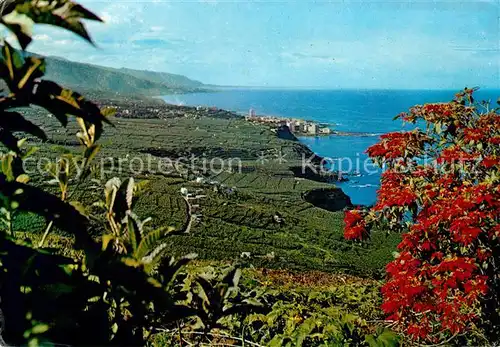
[[162, 178, 399, 277], [27, 108, 306, 158], [17, 99, 399, 277]]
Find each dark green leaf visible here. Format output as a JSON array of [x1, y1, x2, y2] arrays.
[[0, 42, 45, 93], [10, 0, 102, 47], [32, 80, 111, 131], [1, 153, 14, 181], [135, 227, 167, 259], [112, 177, 133, 222], [157, 253, 196, 287], [0, 174, 93, 247], [1, 11, 33, 50], [126, 211, 142, 254], [0, 111, 47, 140], [83, 144, 100, 163], [0, 127, 21, 152]]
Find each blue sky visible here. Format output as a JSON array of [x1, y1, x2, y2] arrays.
[[18, 0, 500, 89]]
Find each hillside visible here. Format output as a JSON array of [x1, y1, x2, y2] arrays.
[[117, 67, 203, 89], [0, 47, 207, 96], [18, 98, 399, 277], [42, 56, 206, 95]]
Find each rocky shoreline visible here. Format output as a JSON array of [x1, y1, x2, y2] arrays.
[[275, 125, 348, 182], [302, 188, 353, 212]]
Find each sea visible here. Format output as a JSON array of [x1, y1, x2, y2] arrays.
[[162, 89, 500, 206]]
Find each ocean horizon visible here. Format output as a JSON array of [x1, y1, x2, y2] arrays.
[[162, 88, 500, 205]]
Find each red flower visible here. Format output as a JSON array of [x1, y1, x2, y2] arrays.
[[343, 90, 500, 343], [431, 252, 444, 261], [476, 248, 492, 262], [463, 128, 488, 142], [366, 131, 431, 160], [450, 216, 483, 245], [437, 146, 477, 164], [343, 210, 368, 240], [422, 103, 454, 119], [489, 136, 500, 145], [482, 156, 499, 168], [375, 186, 416, 209]]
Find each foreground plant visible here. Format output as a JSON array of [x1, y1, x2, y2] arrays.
[[344, 88, 500, 344], [0, 1, 240, 345], [152, 268, 399, 347]]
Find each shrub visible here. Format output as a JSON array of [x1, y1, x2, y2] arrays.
[[344, 88, 499, 344]]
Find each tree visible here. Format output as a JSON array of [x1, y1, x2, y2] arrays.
[[344, 88, 500, 344]]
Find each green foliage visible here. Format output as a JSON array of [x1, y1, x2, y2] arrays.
[[151, 266, 399, 346], [159, 185, 399, 277], [44, 56, 206, 96], [0, 2, 217, 345], [94, 176, 183, 269], [240, 275, 396, 346]]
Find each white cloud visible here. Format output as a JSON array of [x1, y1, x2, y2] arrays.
[[150, 26, 164, 32], [282, 33, 495, 73], [33, 34, 50, 41], [52, 39, 73, 46], [200, 0, 218, 6]]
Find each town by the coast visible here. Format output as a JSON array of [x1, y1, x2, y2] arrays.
[[244, 108, 332, 136]]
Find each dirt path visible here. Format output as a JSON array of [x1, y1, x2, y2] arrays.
[[183, 196, 194, 234]]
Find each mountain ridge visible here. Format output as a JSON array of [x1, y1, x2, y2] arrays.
[[42, 55, 207, 95], [0, 48, 208, 96]]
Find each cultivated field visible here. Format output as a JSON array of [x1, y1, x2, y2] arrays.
[[17, 99, 399, 277]]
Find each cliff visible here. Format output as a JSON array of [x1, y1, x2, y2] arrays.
[[302, 188, 353, 212]]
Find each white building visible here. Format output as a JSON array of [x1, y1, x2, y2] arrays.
[[307, 123, 318, 135], [320, 127, 332, 134]]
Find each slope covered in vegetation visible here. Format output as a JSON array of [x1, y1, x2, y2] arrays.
[[43, 56, 207, 95], [0, 49, 207, 96], [19, 97, 400, 277]]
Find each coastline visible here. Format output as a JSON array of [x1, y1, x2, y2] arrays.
[[161, 94, 381, 138], [297, 131, 382, 138], [157, 94, 377, 205], [158, 95, 367, 180]]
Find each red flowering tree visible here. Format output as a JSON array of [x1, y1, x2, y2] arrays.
[[344, 88, 500, 344]]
